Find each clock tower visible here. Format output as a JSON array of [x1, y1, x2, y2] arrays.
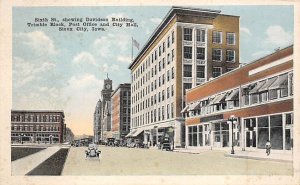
[[101, 75, 113, 105]]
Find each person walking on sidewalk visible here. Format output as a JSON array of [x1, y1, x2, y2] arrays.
[[265, 140, 271, 156]]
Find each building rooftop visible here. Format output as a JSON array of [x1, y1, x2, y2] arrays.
[[111, 83, 131, 97], [128, 6, 239, 70]]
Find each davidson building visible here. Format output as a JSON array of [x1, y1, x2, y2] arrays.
[[128, 6, 239, 147]]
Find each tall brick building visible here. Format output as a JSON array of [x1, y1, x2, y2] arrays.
[[111, 83, 131, 140], [128, 6, 239, 147]]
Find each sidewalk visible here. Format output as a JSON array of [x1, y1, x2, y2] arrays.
[[11, 146, 61, 175], [224, 150, 293, 163]]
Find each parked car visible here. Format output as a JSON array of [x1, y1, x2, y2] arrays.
[[160, 136, 173, 151], [85, 144, 101, 159], [107, 138, 115, 146]]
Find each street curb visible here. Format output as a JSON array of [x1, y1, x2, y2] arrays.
[[224, 153, 293, 163], [172, 150, 200, 154]]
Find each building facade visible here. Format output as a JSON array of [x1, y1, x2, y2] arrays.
[[128, 6, 239, 147], [11, 110, 66, 143], [111, 83, 131, 140], [184, 46, 293, 152], [102, 101, 112, 139], [93, 99, 102, 143]]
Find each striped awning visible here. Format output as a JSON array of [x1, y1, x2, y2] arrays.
[[269, 74, 288, 90], [225, 89, 239, 101], [181, 105, 190, 113]]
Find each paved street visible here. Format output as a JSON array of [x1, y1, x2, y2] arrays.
[[62, 146, 293, 175]]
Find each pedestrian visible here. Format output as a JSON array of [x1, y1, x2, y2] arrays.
[[265, 140, 271, 156]]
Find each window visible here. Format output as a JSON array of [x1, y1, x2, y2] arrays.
[[196, 66, 205, 78], [162, 74, 165, 85], [196, 47, 205, 60], [212, 49, 222, 61], [167, 36, 170, 48], [183, 83, 192, 95], [167, 87, 170, 98], [171, 67, 174, 79], [212, 67, 222, 78], [159, 61, 161, 71], [183, 65, 192, 77], [167, 104, 170, 119], [167, 53, 170, 64], [162, 106, 165, 120], [172, 49, 174, 61], [172, 31, 175, 43], [171, 85, 174, 96], [289, 73, 293, 96], [184, 28, 192, 41], [212, 31, 222, 44], [163, 42, 165, 53], [162, 58, 165, 69], [158, 92, 161, 102], [226, 33, 235, 45], [167, 70, 170, 81], [184, 46, 192, 59], [171, 103, 174, 118], [226, 50, 235, 62], [196, 29, 205, 42], [159, 46, 161, 56], [162, 90, 165, 101]]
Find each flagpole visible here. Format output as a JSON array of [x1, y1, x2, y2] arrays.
[[131, 37, 133, 62]]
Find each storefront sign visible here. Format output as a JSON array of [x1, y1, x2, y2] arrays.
[[200, 114, 223, 123]]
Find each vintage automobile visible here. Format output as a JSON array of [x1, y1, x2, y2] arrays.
[[160, 136, 173, 151], [85, 144, 101, 159]]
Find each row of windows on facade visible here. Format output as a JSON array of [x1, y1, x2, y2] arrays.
[[132, 50, 175, 92], [132, 30, 175, 82], [132, 71, 175, 104], [11, 114, 62, 122], [183, 47, 235, 62], [132, 102, 175, 128], [11, 133, 60, 138], [187, 113, 293, 150], [183, 28, 236, 45], [11, 125, 61, 132], [132, 85, 175, 114], [183, 72, 293, 118]]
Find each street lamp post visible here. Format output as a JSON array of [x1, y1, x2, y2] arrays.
[[170, 126, 175, 151], [227, 115, 237, 154], [19, 133, 24, 144]]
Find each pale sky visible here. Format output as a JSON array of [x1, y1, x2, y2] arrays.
[[12, 6, 293, 136]]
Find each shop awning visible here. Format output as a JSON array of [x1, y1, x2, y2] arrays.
[[212, 93, 227, 104], [180, 105, 190, 113], [269, 74, 288, 90], [259, 77, 277, 92], [189, 101, 201, 110], [131, 129, 144, 137], [208, 95, 218, 105], [225, 89, 239, 101], [125, 130, 136, 138], [249, 80, 266, 94]]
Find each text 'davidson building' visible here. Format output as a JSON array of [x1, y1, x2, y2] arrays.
[[183, 45, 293, 153]]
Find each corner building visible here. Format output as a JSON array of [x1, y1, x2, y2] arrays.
[[11, 110, 66, 143], [128, 7, 239, 147], [184, 46, 293, 152]]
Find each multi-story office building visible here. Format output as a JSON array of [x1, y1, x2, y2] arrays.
[[102, 101, 112, 139], [128, 6, 239, 147], [184, 46, 293, 152], [93, 99, 102, 143], [111, 83, 131, 140], [11, 110, 66, 143]]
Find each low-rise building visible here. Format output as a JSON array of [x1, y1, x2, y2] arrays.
[[183, 45, 293, 153], [11, 110, 66, 143]]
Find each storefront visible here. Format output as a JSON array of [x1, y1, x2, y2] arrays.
[[243, 112, 293, 151]]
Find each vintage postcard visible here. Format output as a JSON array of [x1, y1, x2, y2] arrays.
[[0, 0, 299, 185]]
